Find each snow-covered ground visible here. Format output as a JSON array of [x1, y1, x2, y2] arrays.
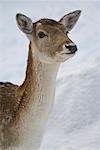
[[0, 1, 100, 150]]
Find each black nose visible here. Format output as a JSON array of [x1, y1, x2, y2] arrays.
[[65, 45, 77, 53]]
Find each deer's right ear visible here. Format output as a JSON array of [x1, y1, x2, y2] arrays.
[[16, 13, 33, 34]]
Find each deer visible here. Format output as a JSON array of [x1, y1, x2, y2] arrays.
[[0, 10, 81, 150]]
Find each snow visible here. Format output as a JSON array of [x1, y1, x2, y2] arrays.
[[0, 1, 100, 150]]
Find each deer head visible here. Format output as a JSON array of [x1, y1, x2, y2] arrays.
[[16, 10, 81, 64]]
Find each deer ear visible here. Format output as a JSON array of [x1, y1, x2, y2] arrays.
[[16, 13, 33, 34], [59, 10, 81, 31]]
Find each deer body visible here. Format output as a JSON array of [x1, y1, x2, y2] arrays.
[[0, 10, 81, 150]]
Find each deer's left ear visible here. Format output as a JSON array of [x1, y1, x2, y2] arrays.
[[59, 10, 81, 31]]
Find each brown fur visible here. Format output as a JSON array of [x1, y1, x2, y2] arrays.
[[0, 43, 38, 149], [0, 82, 20, 149]]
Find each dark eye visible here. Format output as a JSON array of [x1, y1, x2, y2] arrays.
[[38, 31, 46, 38]]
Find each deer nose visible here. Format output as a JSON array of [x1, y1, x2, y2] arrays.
[[65, 44, 77, 53]]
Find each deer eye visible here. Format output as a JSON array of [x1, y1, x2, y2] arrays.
[[38, 31, 47, 38]]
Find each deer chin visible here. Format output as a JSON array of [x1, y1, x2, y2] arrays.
[[39, 54, 75, 64], [54, 52, 75, 63]]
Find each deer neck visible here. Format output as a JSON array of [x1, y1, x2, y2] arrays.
[[18, 43, 59, 149], [21, 43, 59, 110]]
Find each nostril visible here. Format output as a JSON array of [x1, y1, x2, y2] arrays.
[[65, 45, 77, 53]]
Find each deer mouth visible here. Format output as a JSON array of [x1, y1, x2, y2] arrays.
[[65, 51, 76, 55]]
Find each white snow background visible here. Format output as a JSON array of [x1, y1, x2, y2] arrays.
[[0, 1, 100, 150]]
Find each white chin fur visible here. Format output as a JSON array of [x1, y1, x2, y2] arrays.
[[55, 52, 75, 63]]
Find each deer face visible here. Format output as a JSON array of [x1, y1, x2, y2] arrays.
[[16, 10, 81, 64]]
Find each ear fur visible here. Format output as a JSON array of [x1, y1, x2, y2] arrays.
[[16, 13, 33, 34], [59, 10, 81, 31]]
